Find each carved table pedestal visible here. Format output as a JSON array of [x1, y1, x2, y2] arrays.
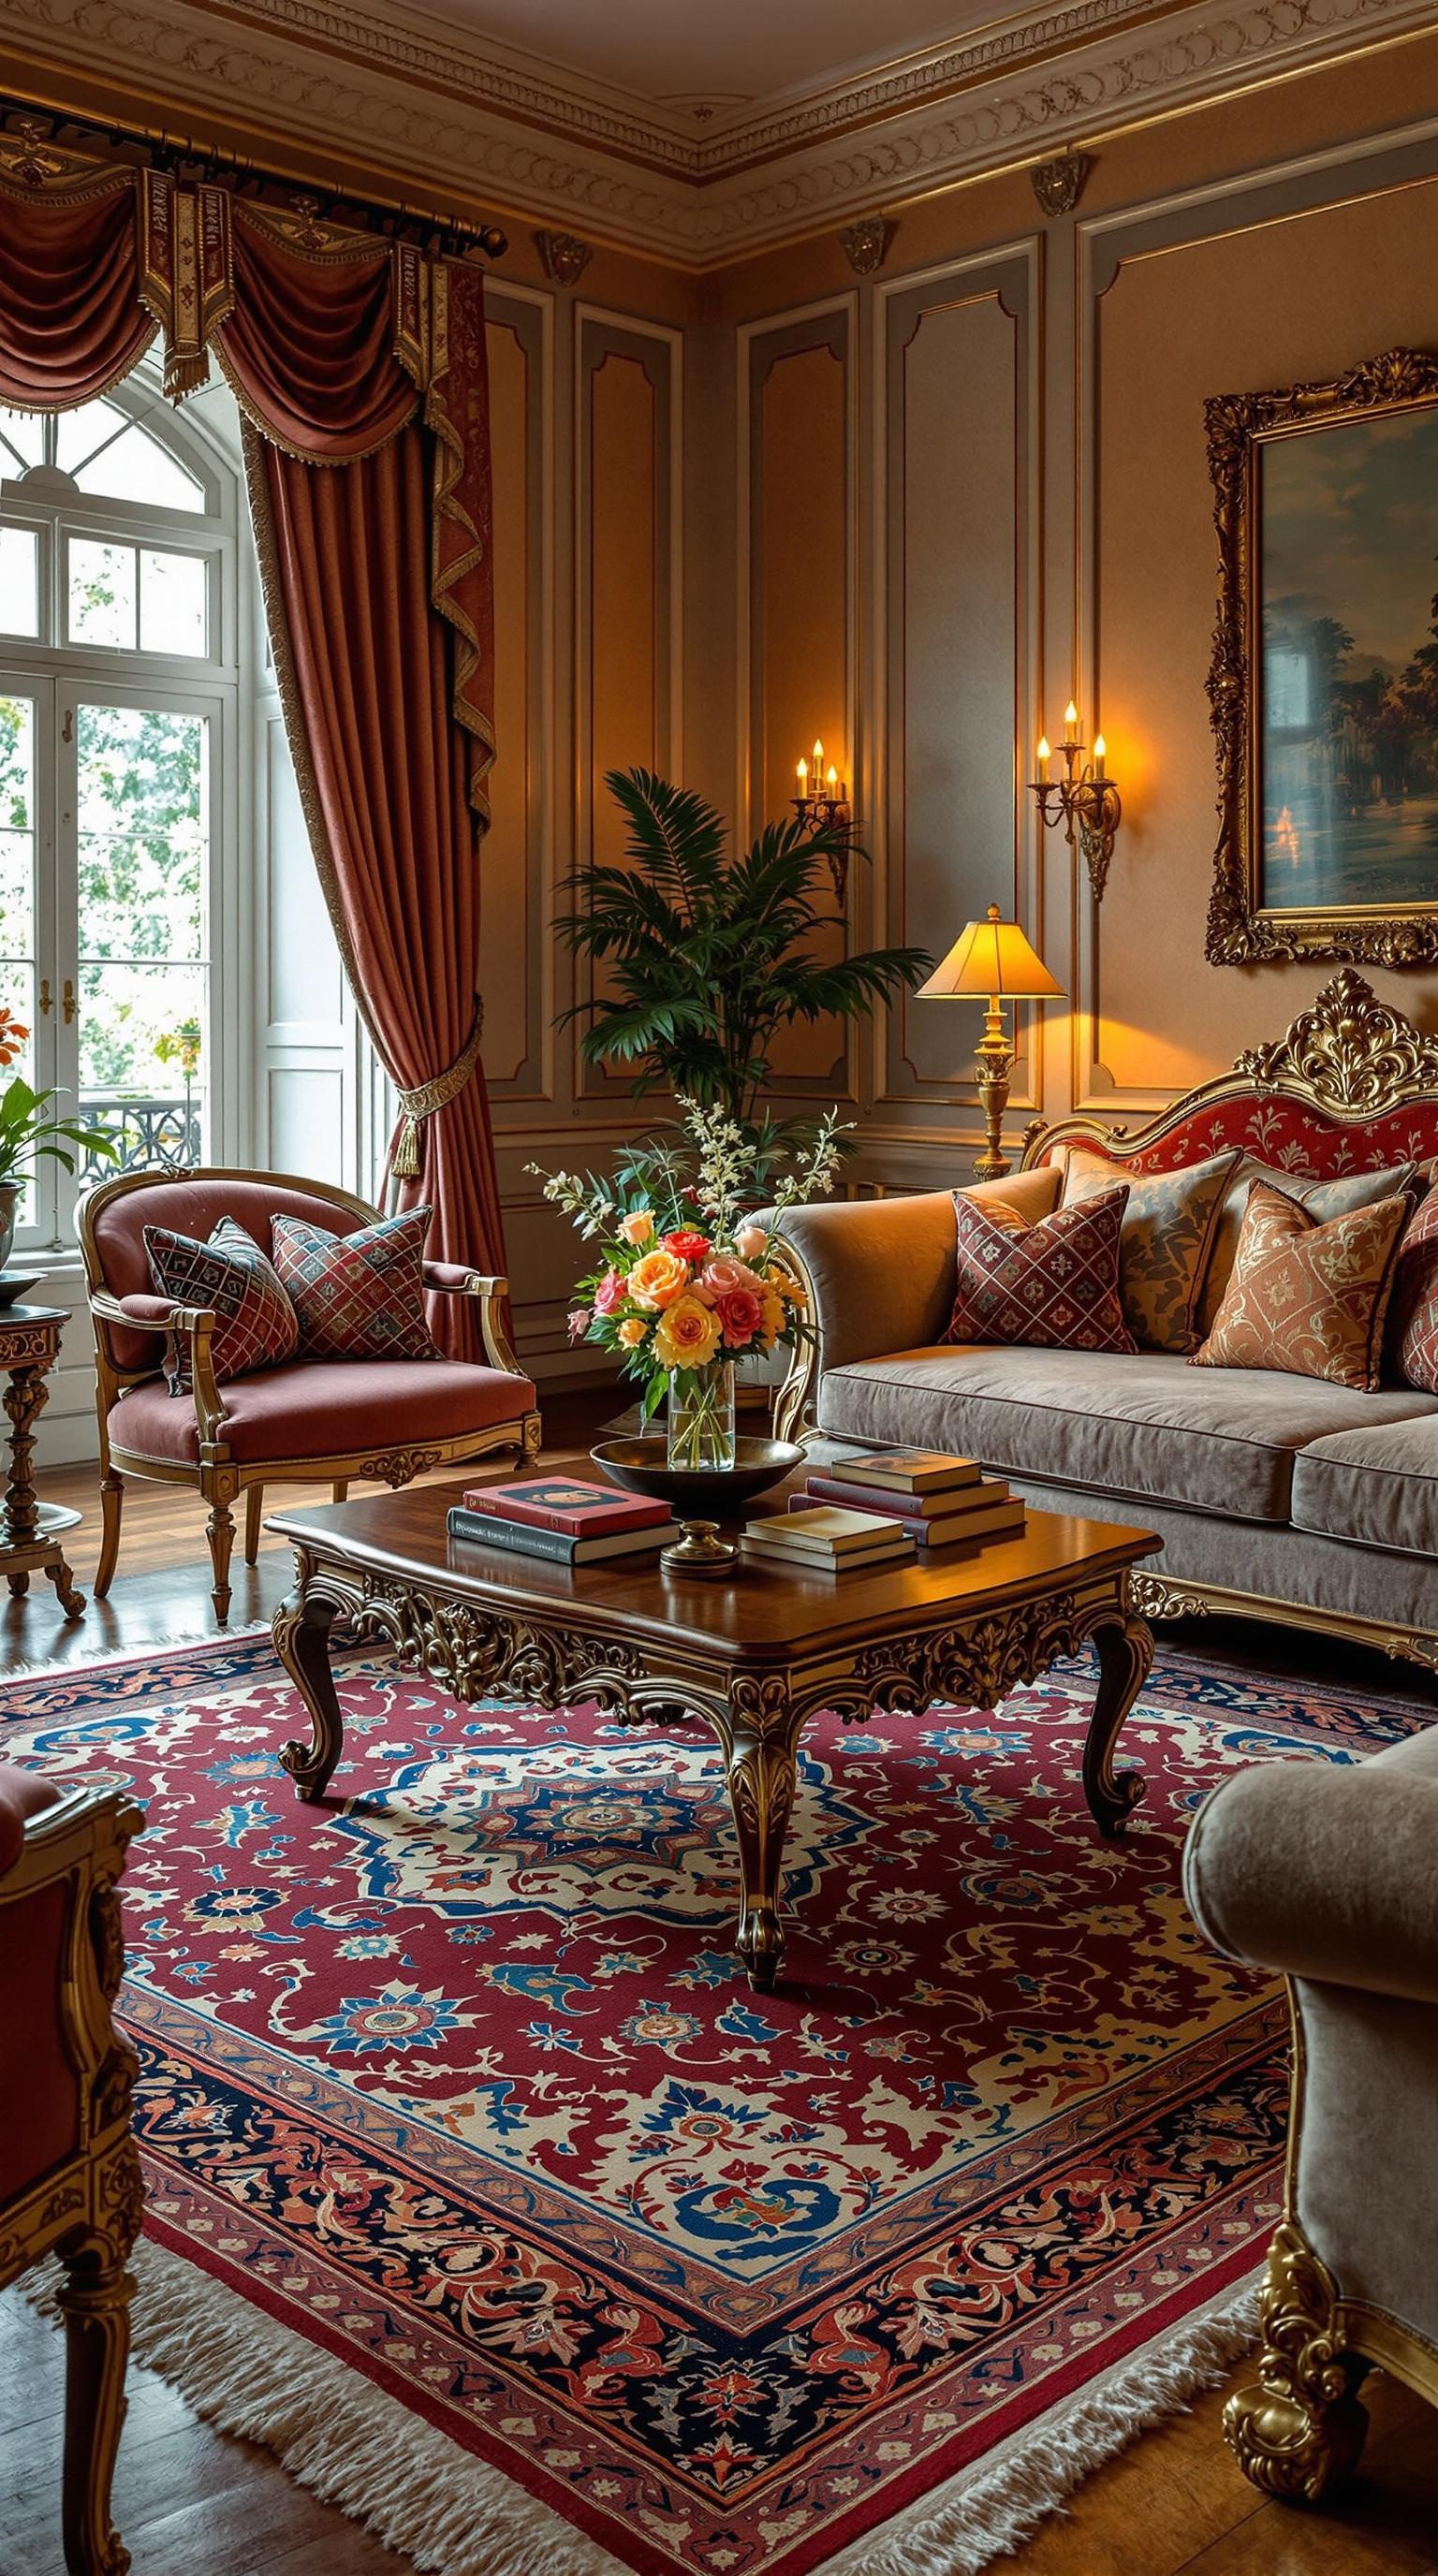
[[0, 1304, 84, 1617]]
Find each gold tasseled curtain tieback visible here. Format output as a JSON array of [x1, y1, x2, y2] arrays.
[[392, 998, 484, 1178]]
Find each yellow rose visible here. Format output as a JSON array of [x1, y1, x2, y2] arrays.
[[770, 1265, 806, 1308], [628, 1247, 690, 1310], [617, 1314, 648, 1349], [619, 1210, 654, 1246], [760, 1293, 785, 1342], [653, 1295, 722, 1369]]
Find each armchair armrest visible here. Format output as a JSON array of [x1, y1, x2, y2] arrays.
[[1183, 1753, 1438, 2005], [0, 1763, 61, 1875], [91, 1289, 227, 1446], [420, 1263, 523, 1379]]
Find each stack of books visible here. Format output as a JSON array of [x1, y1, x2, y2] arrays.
[[447, 1476, 679, 1566], [792, 1450, 1026, 1548], [740, 1502, 917, 1577]]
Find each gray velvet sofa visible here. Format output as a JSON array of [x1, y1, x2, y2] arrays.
[[771, 973, 1438, 1677], [1184, 1721, 1438, 2496]]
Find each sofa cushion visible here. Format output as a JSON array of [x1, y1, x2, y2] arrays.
[[946, 1189, 1136, 1354], [109, 1358, 536, 1467], [817, 1342, 1438, 1523], [1197, 1160, 1418, 1337], [1193, 1182, 1408, 1392], [1388, 1182, 1438, 1394], [144, 1216, 300, 1395], [1062, 1147, 1241, 1354], [1291, 1412, 1438, 1560]]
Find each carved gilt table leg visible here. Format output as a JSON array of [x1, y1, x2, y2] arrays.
[[1, 1348, 85, 1617], [1083, 1593, 1152, 1835], [57, 2138, 142, 2576], [1223, 2221, 1369, 2501], [273, 1560, 347, 1801], [717, 1675, 806, 1992]]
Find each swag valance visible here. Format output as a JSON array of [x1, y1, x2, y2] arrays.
[[0, 116, 505, 1347]]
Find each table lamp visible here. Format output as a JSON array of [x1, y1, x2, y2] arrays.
[[917, 901, 1065, 1181]]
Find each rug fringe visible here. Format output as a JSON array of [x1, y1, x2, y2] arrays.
[[28, 2236, 633, 2576], [825, 2273, 1262, 2576], [24, 2241, 1260, 2576]]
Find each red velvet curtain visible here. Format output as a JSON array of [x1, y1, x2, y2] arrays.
[[0, 148, 505, 1354]]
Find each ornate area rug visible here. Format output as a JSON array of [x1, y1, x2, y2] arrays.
[[2, 1638, 1425, 2576]]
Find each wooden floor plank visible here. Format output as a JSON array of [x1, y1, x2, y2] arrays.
[[0, 1409, 1431, 2576]]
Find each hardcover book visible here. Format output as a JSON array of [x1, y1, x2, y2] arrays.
[[805, 1471, 1008, 1519], [448, 1505, 678, 1564], [824, 1450, 979, 1495], [460, 1477, 672, 1538], [791, 1494, 1025, 1547], [743, 1503, 908, 1554], [741, 1530, 914, 1575]]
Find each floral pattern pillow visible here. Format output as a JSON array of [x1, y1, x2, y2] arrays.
[[144, 1215, 300, 1396], [1196, 1159, 1418, 1339], [1062, 1147, 1241, 1354], [1191, 1180, 1409, 1391], [946, 1187, 1136, 1354], [271, 1206, 438, 1361], [1388, 1182, 1438, 1394]]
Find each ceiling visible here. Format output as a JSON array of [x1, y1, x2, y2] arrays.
[[409, 0, 1017, 111]]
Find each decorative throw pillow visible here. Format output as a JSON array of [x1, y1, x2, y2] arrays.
[[1196, 1160, 1419, 1339], [1191, 1180, 1409, 1391], [1388, 1182, 1438, 1394], [271, 1206, 438, 1360], [144, 1215, 301, 1397], [1062, 1147, 1242, 1354], [945, 1186, 1137, 1354]]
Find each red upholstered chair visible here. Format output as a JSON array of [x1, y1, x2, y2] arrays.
[[0, 1764, 143, 2576], [81, 1167, 541, 1622]]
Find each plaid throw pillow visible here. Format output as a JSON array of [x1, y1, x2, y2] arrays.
[[945, 1186, 1137, 1354], [1191, 1180, 1409, 1391], [144, 1216, 300, 1396], [271, 1207, 438, 1361]]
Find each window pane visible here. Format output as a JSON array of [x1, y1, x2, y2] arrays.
[[79, 961, 207, 1163], [0, 693, 34, 837], [74, 421, 204, 514], [55, 400, 127, 474], [69, 539, 136, 648], [78, 706, 207, 965], [139, 549, 207, 656], [0, 409, 43, 476], [0, 700, 38, 1160], [0, 527, 38, 636]]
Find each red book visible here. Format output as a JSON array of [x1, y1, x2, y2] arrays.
[[462, 1476, 672, 1538]]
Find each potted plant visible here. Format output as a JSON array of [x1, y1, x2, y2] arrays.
[[530, 1099, 844, 1474], [0, 1008, 124, 1270], [555, 768, 931, 1147]]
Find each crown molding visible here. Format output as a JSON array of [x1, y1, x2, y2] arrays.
[[4, 0, 1433, 266]]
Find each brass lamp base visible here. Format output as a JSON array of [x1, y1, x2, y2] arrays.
[[973, 1004, 1014, 1182]]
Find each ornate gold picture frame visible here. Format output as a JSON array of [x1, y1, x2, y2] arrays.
[[1206, 345, 1438, 967]]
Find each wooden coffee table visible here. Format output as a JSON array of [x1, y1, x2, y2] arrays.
[[269, 1457, 1160, 1989]]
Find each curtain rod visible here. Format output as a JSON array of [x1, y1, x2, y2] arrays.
[[1, 90, 508, 259]]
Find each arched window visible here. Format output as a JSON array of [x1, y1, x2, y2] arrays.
[[0, 372, 240, 1246]]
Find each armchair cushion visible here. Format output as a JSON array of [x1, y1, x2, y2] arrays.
[[272, 1207, 438, 1362], [144, 1216, 300, 1394], [0, 1762, 60, 1873], [109, 1355, 535, 1467]]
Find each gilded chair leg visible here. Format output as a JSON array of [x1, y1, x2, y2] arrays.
[[243, 1484, 264, 1566], [58, 2241, 135, 2575], [206, 1499, 235, 1626], [1223, 2222, 1369, 2503], [94, 1474, 125, 1600], [331, 1479, 349, 1503]]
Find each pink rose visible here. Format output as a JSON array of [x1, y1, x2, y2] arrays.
[[736, 1222, 768, 1262], [593, 1267, 626, 1316], [713, 1286, 764, 1349], [567, 1308, 593, 1341], [703, 1254, 769, 1303]]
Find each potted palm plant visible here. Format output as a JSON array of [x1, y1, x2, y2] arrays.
[[556, 769, 931, 1164]]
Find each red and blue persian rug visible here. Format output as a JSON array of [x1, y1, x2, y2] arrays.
[[2, 1637, 1426, 2576]]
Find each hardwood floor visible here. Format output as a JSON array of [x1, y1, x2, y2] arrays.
[[1, 1420, 1433, 2576]]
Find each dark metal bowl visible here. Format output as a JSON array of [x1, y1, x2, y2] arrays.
[[591, 1435, 804, 1521]]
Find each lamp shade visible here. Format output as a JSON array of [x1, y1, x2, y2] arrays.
[[917, 901, 1064, 1002]]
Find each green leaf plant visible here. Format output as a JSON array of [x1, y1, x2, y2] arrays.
[[555, 769, 932, 1138], [0, 1076, 124, 1189]]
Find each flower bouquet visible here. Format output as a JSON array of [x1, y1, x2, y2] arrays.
[[530, 1099, 844, 1474]]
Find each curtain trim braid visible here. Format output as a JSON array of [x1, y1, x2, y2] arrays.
[[392, 997, 486, 1178]]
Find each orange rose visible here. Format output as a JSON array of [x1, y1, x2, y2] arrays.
[[619, 1210, 654, 1246], [628, 1247, 690, 1310], [653, 1295, 722, 1369], [617, 1314, 648, 1349]]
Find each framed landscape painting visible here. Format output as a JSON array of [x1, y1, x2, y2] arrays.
[[1206, 346, 1438, 967]]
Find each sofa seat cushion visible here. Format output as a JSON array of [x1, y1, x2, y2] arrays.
[[817, 1344, 1438, 1524], [109, 1358, 536, 1468], [1291, 1413, 1438, 1560]]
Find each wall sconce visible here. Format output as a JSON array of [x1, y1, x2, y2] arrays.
[[792, 737, 854, 907], [917, 901, 1065, 1182], [1030, 702, 1123, 901]]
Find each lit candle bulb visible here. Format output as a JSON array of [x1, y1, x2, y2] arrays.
[[826, 764, 838, 791], [1064, 700, 1079, 743], [813, 739, 825, 782], [1093, 733, 1106, 778], [797, 756, 809, 793], [1036, 734, 1051, 777]]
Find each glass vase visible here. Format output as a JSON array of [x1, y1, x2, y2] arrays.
[[666, 1361, 737, 1475]]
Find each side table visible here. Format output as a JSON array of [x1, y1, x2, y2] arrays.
[[0, 1306, 84, 1617]]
